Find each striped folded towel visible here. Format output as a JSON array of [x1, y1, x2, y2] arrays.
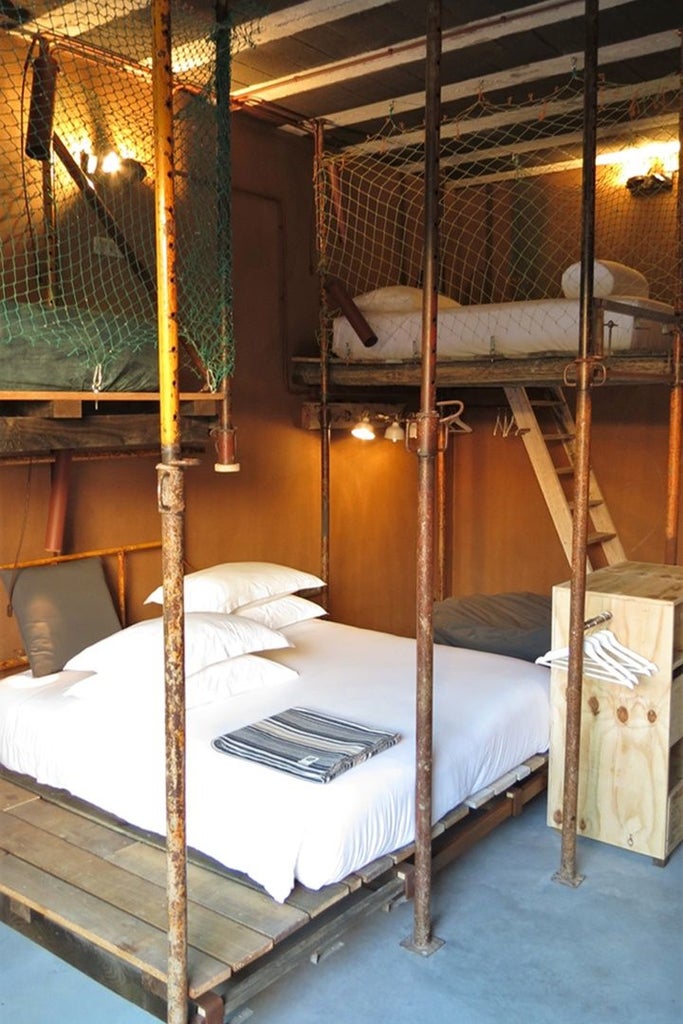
[[212, 706, 401, 783]]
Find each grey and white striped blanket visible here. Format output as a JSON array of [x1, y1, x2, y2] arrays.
[[211, 706, 401, 783]]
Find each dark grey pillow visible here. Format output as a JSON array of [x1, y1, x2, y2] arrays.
[[1, 557, 122, 677], [433, 592, 552, 663]]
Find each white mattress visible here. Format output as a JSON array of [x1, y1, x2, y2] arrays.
[[0, 619, 550, 902], [332, 296, 673, 361]]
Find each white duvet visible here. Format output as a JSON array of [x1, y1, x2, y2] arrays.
[[332, 295, 673, 361], [0, 619, 550, 902]]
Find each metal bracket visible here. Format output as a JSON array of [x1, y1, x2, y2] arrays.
[[155, 459, 198, 513], [191, 990, 225, 1024]]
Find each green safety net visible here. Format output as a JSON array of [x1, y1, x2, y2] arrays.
[[0, 1, 260, 392]]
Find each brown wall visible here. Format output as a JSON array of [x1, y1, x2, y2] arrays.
[[1, 96, 680, 661]]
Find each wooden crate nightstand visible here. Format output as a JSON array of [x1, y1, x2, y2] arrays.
[[547, 561, 683, 862]]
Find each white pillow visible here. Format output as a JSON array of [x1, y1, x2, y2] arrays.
[[65, 653, 298, 708], [185, 654, 299, 708], [235, 595, 326, 631], [560, 260, 649, 299], [144, 561, 325, 614], [64, 612, 291, 678], [353, 285, 460, 313]]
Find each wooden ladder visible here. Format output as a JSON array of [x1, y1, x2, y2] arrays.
[[504, 385, 626, 570]]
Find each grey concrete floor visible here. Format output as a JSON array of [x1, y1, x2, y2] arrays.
[[1, 796, 681, 1023]]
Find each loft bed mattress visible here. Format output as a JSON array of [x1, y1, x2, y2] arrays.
[[0, 618, 550, 903], [0, 298, 159, 391], [331, 296, 673, 362]]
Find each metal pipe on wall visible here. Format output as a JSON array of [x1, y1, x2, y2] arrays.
[[554, 0, 600, 889], [150, 2, 189, 1021], [44, 450, 71, 553]]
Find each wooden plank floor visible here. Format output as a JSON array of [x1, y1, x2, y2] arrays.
[[0, 759, 547, 1018], [0, 774, 368, 1006]]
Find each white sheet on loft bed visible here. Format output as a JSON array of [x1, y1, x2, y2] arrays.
[[0, 618, 550, 903], [332, 296, 673, 362]]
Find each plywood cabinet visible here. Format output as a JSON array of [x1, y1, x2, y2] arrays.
[[547, 562, 683, 861]]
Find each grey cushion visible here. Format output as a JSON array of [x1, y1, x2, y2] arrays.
[[433, 591, 552, 663], [1, 557, 122, 677]]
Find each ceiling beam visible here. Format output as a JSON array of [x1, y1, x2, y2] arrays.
[[400, 113, 678, 178], [327, 30, 678, 129], [33, 0, 149, 37], [231, 0, 639, 104], [137, 0, 397, 75], [236, 0, 395, 49], [340, 74, 679, 156]]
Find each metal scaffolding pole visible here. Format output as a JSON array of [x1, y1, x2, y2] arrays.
[[664, 76, 682, 566], [150, 2, 189, 1021], [403, 0, 444, 956], [314, 121, 331, 599], [554, 0, 600, 889]]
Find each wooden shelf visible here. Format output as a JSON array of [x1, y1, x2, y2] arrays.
[[547, 561, 683, 862]]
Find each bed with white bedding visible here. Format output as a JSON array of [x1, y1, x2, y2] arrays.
[[331, 295, 673, 363], [0, 616, 550, 904]]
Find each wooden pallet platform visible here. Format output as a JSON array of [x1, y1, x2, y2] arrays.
[[290, 352, 675, 391], [0, 758, 547, 1021]]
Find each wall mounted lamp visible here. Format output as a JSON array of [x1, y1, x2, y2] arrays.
[[301, 402, 406, 439], [301, 400, 471, 449], [384, 418, 406, 443], [80, 149, 147, 185], [625, 170, 673, 197], [351, 413, 376, 440]]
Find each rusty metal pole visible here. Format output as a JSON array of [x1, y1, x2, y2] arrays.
[[212, 1, 240, 474], [665, 91, 682, 565], [554, 0, 600, 889], [435, 423, 447, 603], [150, 2, 189, 1020], [665, 329, 682, 565], [402, 0, 444, 956], [314, 120, 331, 601]]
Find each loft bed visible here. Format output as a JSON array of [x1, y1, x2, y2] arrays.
[[296, 42, 681, 652], [0, 299, 222, 457], [0, 548, 550, 1020], [0, 26, 230, 460], [294, 59, 681, 394], [292, 293, 679, 389]]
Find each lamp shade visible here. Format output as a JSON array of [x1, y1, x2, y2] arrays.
[[384, 419, 405, 443], [351, 415, 375, 440]]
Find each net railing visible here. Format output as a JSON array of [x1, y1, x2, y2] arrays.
[[0, 1, 259, 392], [316, 74, 680, 361]]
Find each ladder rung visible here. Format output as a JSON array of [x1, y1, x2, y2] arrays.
[[556, 466, 574, 476], [541, 432, 574, 442], [587, 531, 616, 545], [530, 399, 565, 408]]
